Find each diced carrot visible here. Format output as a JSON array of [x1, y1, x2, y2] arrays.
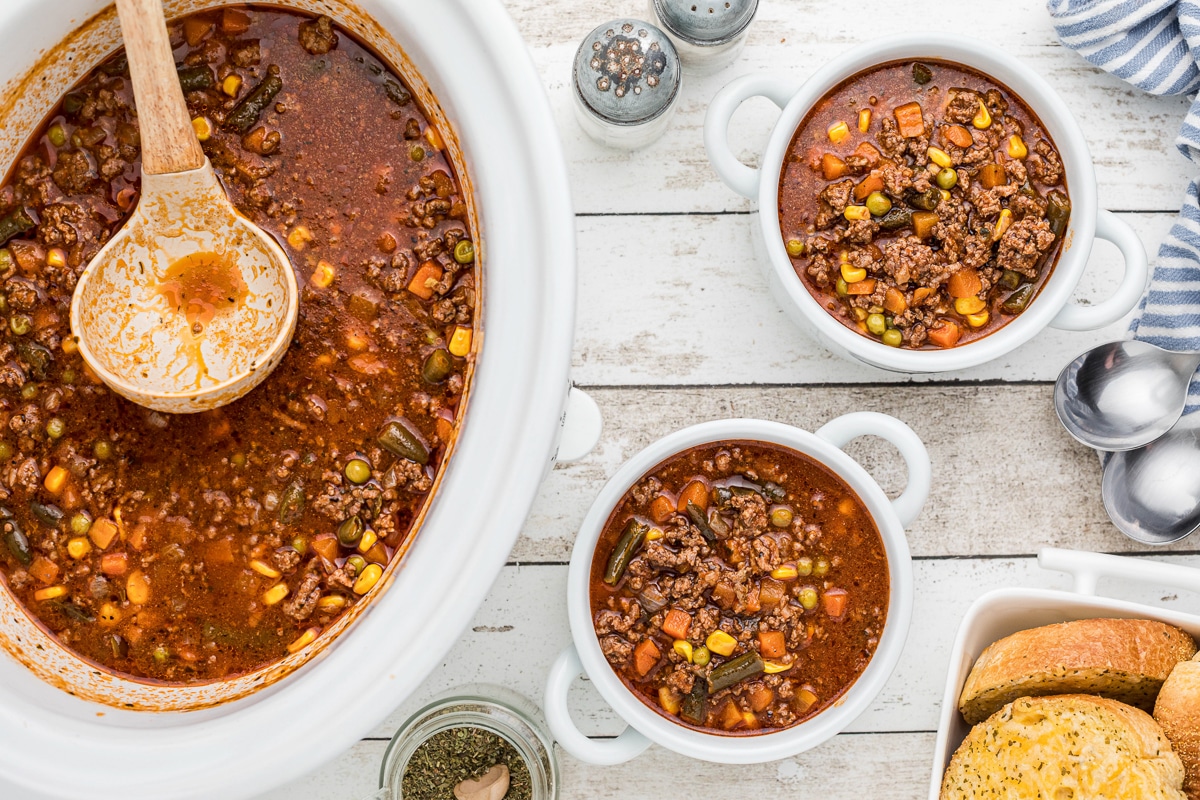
[[845, 278, 877, 296], [205, 537, 235, 565], [821, 153, 848, 181], [221, 8, 251, 34], [947, 268, 983, 298], [100, 552, 128, 576], [89, 518, 118, 550], [854, 141, 881, 163], [633, 639, 661, 677], [407, 261, 443, 300], [928, 320, 962, 348], [676, 480, 708, 513], [128, 524, 148, 551], [720, 700, 743, 730], [883, 287, 908, 315], [758, 630, 787, 658], [912, 287, 933, 305], [853, 173, 884, 201], [661, 609, 692, 640], [364, 542, 389, 566], [209, 416, 232, 440], [310, 534, 339, 563], [759, 578, 786, 610], [435, 415, 455, 445], [29, 556, 59, 585], [978, 162, 1007, 189], [912, 211, 939, 240], [744, 584, 761, 614], [893, 102, 925, 138], [712, 582, 737, 609], [183, 17, 214, 47], [944, 124, 973, 148], [748, 684, 776, 713], [823, 589, 849, 618], [648, 495, 675, 524]]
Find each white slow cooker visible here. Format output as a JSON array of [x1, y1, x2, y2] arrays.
[[0, 1, 587, 797]]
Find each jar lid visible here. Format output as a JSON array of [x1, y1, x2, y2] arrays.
[[572, 19, 681, 126], [651, 0, 758, 47]]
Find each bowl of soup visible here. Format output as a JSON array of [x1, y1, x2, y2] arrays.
[[703, 34, 1149, 374], [544, 414, 930, 763]]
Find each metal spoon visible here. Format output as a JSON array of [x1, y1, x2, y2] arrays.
[[69, 0, 297, 414], [1102, 417, 1200, 544], [1054, 340, 1200, 451]]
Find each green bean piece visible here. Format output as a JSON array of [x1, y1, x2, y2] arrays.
[[30, 501, 64, 527], [707, 651, 765, 693], [278, 479, 306, 526], [1046, 191, 1071, 238], [1, 514, 31, 567], [679, 679, 708, 725], [453, 240, 475, 264], [47, 599, 95, 624], [905, 187, 941, 211], [865, 191, 892, 217], [713, 487, 732, 507], [17, 341, 52, 380], [344, 458, 371, 485], [421, 349, 452, 384], [912, 62, 933, 85], [224, 69, 283, 133], [603, 518, 648, 585], [337, 517, 364, 548], [106, 632, 128, 658], [685, 502, 717, 544], [62, 93, 84, 116], [1001, 283, 1035, 314], [177, 65, 215, 93], [384, 79, 411, 106], [877, 207, 913, 231], [999, 270, 1022, 291], [0, 208, 34, 248], [377, 419, 430, 465]]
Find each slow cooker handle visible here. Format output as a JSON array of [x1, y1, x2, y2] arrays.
[[704, 74, 798, 200], [1038, 547, 1200, 596], [814, 412, 931, 530], [543, 646, 652, 765], [1049, 209, 1149, 331]]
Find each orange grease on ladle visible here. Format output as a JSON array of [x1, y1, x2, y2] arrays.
[[158, 251, 247, 335]]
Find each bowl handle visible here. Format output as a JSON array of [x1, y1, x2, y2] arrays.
[[556, 387, 603, 464], [703, 74, 798, 199], [543, 645, 652, 765], [815, 412, 931, 530], [1048, 209, 1149, 331], [1038, 547, 1200, 596]]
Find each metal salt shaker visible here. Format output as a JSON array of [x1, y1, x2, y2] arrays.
[[572, 19, 682, 150], [649, 0, 758, 74]]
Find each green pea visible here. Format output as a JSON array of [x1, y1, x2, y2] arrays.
[[344, 458, 371, 485], [153, 646, 170, 664], [231, 453, 247, 467], [346, 554, 367, 576], [936, 167, 958, 190], [60, 369, 75, 385], [291, 536, 308, 555], [0, 442, 12, 461], [785, 239, 805, 257], [0, 250, 12, 272], [882, 328, 903, 347], [770, 507, 793, 528], [835, 277, 849, 297], [866, 313, 887, 336], [46, 418, 65, 439], [692, 646, 711, 667], [799, 587, 819, 610], [409, 145, 425, 162], [999, 269, 1022, 290], [70, 512, 92, 537], [453, 240, 475, 264], [93, 440, 114, 460], [865, 191, 892, 217], [20, 384, 36, 400], [10, 315, 31, 336], [797, 556, 813, 577], [48, 125, 67, 148], [814, 557, 830, 578]]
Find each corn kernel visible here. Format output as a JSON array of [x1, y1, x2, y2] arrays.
[[98, 602, 121, 625], [191, 116, 213, 141], [741, 710, 757, 728], [1007, 135, 1028, 159], [852, 307, 868, 321], [47, 248, 66, 268], [357, 529, 378, 554], [827, 121, 850, 144], [249, 559, 280, 579], [287, 225, 313, 250], [973, 100, 991, 130], [658, 686, 681, 715], [954, 296, 986, 316], [33, 585, 67, 601], [353, 563, 383, 594], [927, 147, 952, 169], [345, 332, 369, 351], [310, 260, 335, 288], [44, 465, 68, 495], [645, 527, 665, 542], [857, 109, 871, 133], [939, 189, 952, 202], [706, 630, 737, 657], [763, 659, 794, 674], [993, 208, 1013, 242], [126, 570, 150, 604], [262, 583, 289, 606], [770, 565, 799, 580], [424, 125, 445, 151], [967, 310, 990, 328], [448, 326, 472, 357], [67, 537, 91, 560], [840, 263, 867, 283], [62, 337, 78, 356], [287, 627, 320, 654], [673, 639, 694, 663], [843, 205, 870, 222], [222, 74, 243, 97], [317, 594, 348, 612]]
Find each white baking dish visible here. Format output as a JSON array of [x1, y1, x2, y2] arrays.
[[928, 548, 1200, 799], [0, 1, 591, 798]]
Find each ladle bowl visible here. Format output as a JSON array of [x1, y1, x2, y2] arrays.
[[1102, 421, 1200, 545]]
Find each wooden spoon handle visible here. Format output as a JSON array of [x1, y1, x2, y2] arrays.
[[115, 0, 205, 175]]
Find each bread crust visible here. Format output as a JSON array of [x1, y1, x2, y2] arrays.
[[958, 618, 1196, 724], [1155, 653, 1200, 800], [941, 694, 1186, 799]]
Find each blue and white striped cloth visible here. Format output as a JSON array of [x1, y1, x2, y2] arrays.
[[1049, 0, 1200, 414]]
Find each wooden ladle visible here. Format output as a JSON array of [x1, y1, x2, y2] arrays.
[[69, 0, 298, 413]]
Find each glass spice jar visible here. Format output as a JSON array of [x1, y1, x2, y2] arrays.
[[374, 685, 558, 800]]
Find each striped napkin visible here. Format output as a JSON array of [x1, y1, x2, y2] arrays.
[[1049, 0, 1200, 414]]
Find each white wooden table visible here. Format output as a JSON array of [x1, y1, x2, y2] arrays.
[[261, 1, 1200, 797]]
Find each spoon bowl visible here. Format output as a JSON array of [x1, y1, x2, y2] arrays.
[[1054, 340, 1200, 452], [1102, 421, 1200, 545]]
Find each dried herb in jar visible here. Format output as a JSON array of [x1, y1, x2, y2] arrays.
[[402, 726, 532, 800]]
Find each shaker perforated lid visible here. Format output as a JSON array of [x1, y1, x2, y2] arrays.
[[652, 0, 758, 47], [572, 19, 681, 126]]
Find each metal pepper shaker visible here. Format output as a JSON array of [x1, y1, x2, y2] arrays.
[[648, 0, 758, 74], [572, 19, 682, 150]]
